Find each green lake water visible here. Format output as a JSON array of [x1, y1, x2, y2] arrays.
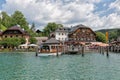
[[0, 52, 120, 80]]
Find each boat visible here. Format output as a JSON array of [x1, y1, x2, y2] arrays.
[[37, 52, 62, 56], [36, 38, 63, 56]]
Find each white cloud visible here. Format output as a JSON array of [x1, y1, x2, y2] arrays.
[[109, 0, 120, 12], [1, 0, 120, 30]]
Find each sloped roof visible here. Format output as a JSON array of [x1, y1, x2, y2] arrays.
[[7, 26, 25, 34], [55, 27, 70, 32], [2, 26, 29, 35], [70, 24, 89, 32], [44, 38, 60, 44], [69, 24, 96, 35]]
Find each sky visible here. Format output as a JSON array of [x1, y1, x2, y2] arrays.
[[0, 0, 120, 31]]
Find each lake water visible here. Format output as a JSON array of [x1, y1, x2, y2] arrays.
[[0, 52, 120, 80]]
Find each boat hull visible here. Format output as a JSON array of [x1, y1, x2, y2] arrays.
[[37, 52, 62, 56]]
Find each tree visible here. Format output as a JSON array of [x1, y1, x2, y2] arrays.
[[109, 31, 117, 41], [0, 24, 7, 31], [1, 11, 11, 28], [20, 37, 26, 44], [117, 29, 120, 36], [31, 22, 36, 32], [43, 22, 63, 36], [29, 37, 37, 44], [96, 32, 106, 43], [11, 10, 29, 30], [0, 37, 26, 49]]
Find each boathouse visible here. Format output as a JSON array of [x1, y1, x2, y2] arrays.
[[40, 38, 63, 53]]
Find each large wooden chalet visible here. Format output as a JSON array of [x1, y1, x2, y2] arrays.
[[68, 24, 96, 42], [0, 26, 30, 44]]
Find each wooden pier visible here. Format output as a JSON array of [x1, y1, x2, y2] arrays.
[[109, 41, 120, 53]]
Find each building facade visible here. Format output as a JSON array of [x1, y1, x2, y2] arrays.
[[68, 24, 96, 42], [55, 27, 70, 41], [52, 24, 96, 42], [0, 26, 30, 44]]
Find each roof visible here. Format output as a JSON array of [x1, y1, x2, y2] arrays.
[[69, 24, 96, 35], [2, 26, 29, 35], [7, 26, 25, 34], [44, 38, 60, 44], [55, 27, 70, 32], [70, 24, 90, 32], [35, 37, 48, 40]]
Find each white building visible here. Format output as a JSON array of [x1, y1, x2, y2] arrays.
[[55, 27, 70, 41]]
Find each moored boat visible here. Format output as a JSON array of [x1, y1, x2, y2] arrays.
[[37, 52, 62, 56]]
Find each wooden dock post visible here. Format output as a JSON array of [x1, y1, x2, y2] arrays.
[[102, 47, 104, 54], [56, 46, 59, 57], [35, 52, 38, 56], [35, 47, 39, 56], [106, 46, 109, 57], [81, 45, 84, 56], [106, 46, 109, 54], [99, 46, 102, 54], [78, 46, 81, 54]]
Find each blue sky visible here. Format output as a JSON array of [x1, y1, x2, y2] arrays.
[[94, 0, 115, 16], [0, 0, 120, 30], [0, 0, 5, 9]]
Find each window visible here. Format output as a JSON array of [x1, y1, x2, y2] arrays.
[[90, 34, 93, 36], [88, 38, 90, 40], [65, 33, 66, 35], [82, 29, 85, 33], [73, 33, 76, 36], [5, 36, 7, 38], [59, 33, 60, 35], [81, 38, 83, 40]]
